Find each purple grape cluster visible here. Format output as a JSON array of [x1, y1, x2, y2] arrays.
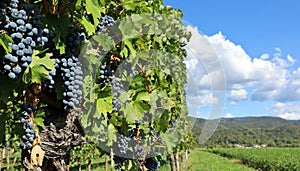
[[42, 68, 56, 91], [51, 30, 86, 110], [134, 144, 144, 158], [99, 63, 113, 88], [96, 15, 115, 34], [0, 0, 49, 79], [19, 103, 36, 150], [111, 77, 123, 112], [116, 134, 131, 155]]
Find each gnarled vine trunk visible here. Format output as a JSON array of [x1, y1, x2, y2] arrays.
[[22, 85, 85, 171]]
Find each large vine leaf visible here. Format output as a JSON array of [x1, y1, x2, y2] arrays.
[[85, 0, 104, 27], [93, 33, 115, 50], [124, 101, 146, 123], [96, 97, 112, 119], [22, 51, 55, 83]]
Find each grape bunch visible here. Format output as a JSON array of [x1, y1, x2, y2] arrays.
[[19, 103, 36, 150], [57, 54, 84, 110], [99, 63, 113, 88], [96, 15, 115, 34], [0, 0, 49, 79], [111, 60, 139, 112], [145, 158, 160, 171], [111, 77, 123, 112], [42, 68, 56, 91], [51, 30, 85, 110], [116, 134, 131, 155], [134, 144, 144, 158]]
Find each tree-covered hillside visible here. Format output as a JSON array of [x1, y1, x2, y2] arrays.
[[192, 116, 300, 148]]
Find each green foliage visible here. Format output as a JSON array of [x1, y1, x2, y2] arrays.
[[0, 93, 23, 148]]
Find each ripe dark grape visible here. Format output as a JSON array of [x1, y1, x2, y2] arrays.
[[4, 65, 11, 70], [8, 72, 16, 79]]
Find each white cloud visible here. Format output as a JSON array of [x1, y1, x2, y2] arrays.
[[287, 54, 296, 64], [225, 113, 234, 118], [185, 25, 300, 103], [272, 102, 300, 120], [228, 89, 248, 103], [260, 54, 269, 60]]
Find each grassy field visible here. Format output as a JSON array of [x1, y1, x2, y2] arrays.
[[185, 150, 255, 171]]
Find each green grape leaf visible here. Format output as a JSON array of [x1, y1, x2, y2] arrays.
[[93, 34, 115, 50], [0, 33, 13, 53], [22, 51, 55, 83], [124, 101, 146, 123], [96, 86, 113, 118], [96, 96, 112, 118], [135, 91, 150, 101], [76, 16, 95, 36], [83, 75, 97, 102], [92, 121, 102, 133], [54, 35, 65, 54], [123, 39, 136, 55], [107, 124, 117, 146], [86, 0, 104, 27], [34, 110, 45, 130], [155, 112, 169, 132], [118, 18, 138, 39], [118, 90, 130, 103], [34, 117, 44, 129], [109, 113, 123, 127], [120, 45, 128, 58], [160, 131, 179, 151], [150, 89, 159, 111], [81, 112, 90, 128]]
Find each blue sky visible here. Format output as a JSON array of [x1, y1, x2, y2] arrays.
[[164, 0, 300, 59], [164, 0, 300, 120]]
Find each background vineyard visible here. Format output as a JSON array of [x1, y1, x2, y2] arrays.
[[209, 148, 300, 171]]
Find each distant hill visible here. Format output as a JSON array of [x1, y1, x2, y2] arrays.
[[219, 116, 300, 129], [191, 116, 300, 148]]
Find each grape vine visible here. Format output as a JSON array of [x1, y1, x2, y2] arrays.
[[0, 0, 193, 170]]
